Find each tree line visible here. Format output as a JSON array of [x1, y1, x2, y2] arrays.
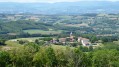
[[0, 42, 119, 67]]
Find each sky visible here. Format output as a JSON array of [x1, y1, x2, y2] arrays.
[[0, 0, 118, 3]]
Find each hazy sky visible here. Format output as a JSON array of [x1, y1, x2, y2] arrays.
[[0, 0, 118, 3]]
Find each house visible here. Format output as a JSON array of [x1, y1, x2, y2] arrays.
[[81, 38, 91, 46], [78, 37, 82, 42], [59, 38, 66, 43], [78, 37, 91, 46], [52, 38, 58, 43]]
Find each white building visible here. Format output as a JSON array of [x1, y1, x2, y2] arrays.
[[81, 38, 91, 46]]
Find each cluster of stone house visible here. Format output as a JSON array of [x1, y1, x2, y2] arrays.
[[51, 32, 91, 46], [10, 32, 91, 46]]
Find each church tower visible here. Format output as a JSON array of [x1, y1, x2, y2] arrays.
[[70, 32, 73, 38], [70, 32, 74, 42]]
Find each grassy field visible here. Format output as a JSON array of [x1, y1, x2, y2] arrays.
[[0, 40, 23, 51], [51, 44, 75, 51], [5, 41, 22, 47], [113, 40, 119, 44], [64, 23, 89, 27], [9, 37, 44, 42], [23, 30, 62, 34]]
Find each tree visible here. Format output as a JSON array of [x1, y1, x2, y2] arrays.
[[55, 49, 68, 67], [79, 46, 89, 52], [35, 39, 39, 44], [92, 49, 119, 67], [45, 47, 57, 67], [72, 48, 91, 67], [33, 48, 47, 67], [89, 46, 93, 52], [33, 47, 57, 67], [9, 43, 40, 67], [0, 51, 10, 67], [0, 39, 6, 45]]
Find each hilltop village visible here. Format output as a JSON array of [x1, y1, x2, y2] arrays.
[[51, 32, 91, 46]]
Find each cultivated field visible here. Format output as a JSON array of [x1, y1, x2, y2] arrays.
[[23, 30, 62, 34], [64, 23, 89, 27]]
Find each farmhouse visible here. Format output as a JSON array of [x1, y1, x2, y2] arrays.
[[81, 38, 91, 46], [59, 38, 66, 43], [52, 38, 58, 43], [78, 37, 82, 42], [78, 37, 91, 46]]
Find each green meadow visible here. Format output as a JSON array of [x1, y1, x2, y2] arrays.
[[23, 29, 62, 34]]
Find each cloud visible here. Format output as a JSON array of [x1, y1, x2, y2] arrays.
[[0, 0, 118, 3]]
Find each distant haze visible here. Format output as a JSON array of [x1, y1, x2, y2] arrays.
[[0, 0, 118, 3], [0, 1, 119, 14]]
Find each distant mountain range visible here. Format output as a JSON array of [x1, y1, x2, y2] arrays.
[[0, 1, 119, 14]]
